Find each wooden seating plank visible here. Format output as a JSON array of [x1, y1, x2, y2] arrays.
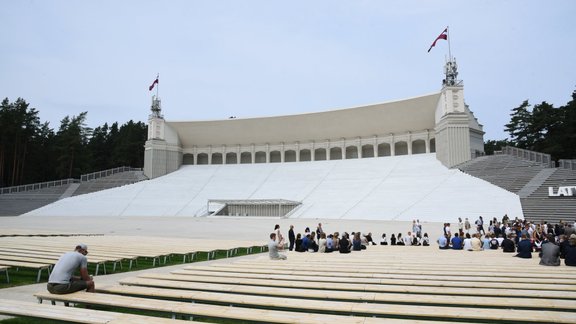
[[144, 271, 576, 293], [134, 273, 576, 299], [224, 261, 576, 279], [176, 266, 570, 285], [35, 290, 576, 324], [101, 283, 576, 311], [34, 291, 410, 324], [0, 298, 193, 323]]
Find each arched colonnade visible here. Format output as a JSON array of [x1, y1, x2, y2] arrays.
[[182, 132, 435, 165]]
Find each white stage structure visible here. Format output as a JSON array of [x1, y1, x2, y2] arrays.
[[25, 154, 523, 221]]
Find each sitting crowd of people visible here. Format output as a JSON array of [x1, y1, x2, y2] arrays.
[[435, 216, 576, 266], [268, 218, 576, 266]]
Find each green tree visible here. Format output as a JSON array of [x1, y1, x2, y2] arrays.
[[0, 98, 43, 186], [55, 112, 92, 178], [87, 123, 111, 172], [111, 120, 147, 167], [504, 100, 534, 149]]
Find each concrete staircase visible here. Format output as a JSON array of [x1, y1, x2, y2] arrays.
[[0, 170, 147, 216]]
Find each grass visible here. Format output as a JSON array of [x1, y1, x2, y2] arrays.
[[0, 247, 264, 323], [0, 247, 261, 289]]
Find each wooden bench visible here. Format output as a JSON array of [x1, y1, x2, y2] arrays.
[[133, 272, 576, 299], [34, 291, 419, 324], [226, 261, 576, 279], [0, 246, 136, 274], [34, 289, 576, 323], [103, 282, 576, 311], [0, 298, 194, 323], [172, 270, 576, 292], [177, 266, 571, 285], [0, 260, 52, 282]]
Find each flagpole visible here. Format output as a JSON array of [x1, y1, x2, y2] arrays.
[[155, 73, 159, 98], [446, 26, 452, 62]]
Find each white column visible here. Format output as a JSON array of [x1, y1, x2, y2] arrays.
[[296, 142, 300, 162], [426, 130, 431, 153], [208, 146, 213, 164], [311, 141, 316, 161]]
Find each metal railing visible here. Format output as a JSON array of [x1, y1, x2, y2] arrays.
[[559, 159, 576, 170], [1, 166, 143, 195], [500, 146, 554, 167], [80, 166, 142, 182], [0, 178, 78, 195]]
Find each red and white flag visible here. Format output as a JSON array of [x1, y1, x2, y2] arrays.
[[148, 77, 159, 91], [428, 28, 448, 52]]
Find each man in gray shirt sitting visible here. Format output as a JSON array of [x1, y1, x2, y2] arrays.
[[47, 244, 95, 294]]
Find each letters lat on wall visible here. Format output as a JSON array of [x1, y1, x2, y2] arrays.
[[549, 186, 576, 197]]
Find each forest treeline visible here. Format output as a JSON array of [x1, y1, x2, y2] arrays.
[[0, 98, 146, 187], [484, 89, 576, 160], [1, 89, 575, 187]]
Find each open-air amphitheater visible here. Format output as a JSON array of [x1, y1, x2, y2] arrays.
[[1, 61, 575, 323]]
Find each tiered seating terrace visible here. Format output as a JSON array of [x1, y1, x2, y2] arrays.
[[27, 246, 576, 323], [521, 168, 576, 223], [457, 154, 547, 193]]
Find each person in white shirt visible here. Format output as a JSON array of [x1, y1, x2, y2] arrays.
[[318, 233, 327, 253], [404, 232, 412, 246], [380, 233, 388, 245], [462, 233, 473, 251]]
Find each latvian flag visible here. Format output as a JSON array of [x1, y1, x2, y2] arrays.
[[428, 28, 448, 52], [149, 77, 159, 91]]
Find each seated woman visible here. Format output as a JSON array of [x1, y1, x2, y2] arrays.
[[489, 234, 499, 250], [332, 232, 340, 251], [364, 232, 377, 246], [462, 233, 473, 251], [396, 233, 405, 246], [295, 233, 304, 252], [352, 232, 363, 251], [339, 233, 351, 253], [308, 232, 319, 252], [326, 234, 334, 252], [390, 233, 396, 246], [380, 233, 388, 246], [421, 233, 430, 246], [318, 233, 327, 253]]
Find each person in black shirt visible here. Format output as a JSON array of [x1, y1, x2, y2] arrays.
[[339, 233, 351, 253], [501, 234, 516, 253], [288, 225, 295, 251]]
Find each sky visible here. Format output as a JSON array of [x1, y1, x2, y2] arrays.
[[1, 0, 575, 140]]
